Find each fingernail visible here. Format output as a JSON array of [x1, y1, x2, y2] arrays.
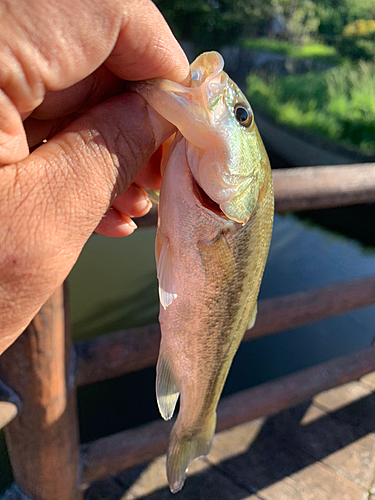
[[139, 190, 153, 211], [144, 197, 153, 211], [121, 214, 137, 230], [131, 187, 152, 213]]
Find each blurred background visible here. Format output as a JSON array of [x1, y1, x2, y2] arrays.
[[2, 0, 375, 492], [158, 0, 375, 159]]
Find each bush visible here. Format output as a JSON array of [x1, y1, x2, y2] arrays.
[[318, 0, 375, 39], [154, 0, 273, 52], [336, 20, 375, 61], [246, 62, 375, 155]]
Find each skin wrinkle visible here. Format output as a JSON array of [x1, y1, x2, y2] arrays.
[[45, 136, 108, 235], [5, 202, 49, 270], [75, 127, 121, 207], [0, 16, 45, 113], [5, 168, 40, 231], [17, 0, 109, 90], [1, 176, 76, 335], [6, 140, 90, 260], [113, 128, 134, 195], [0, 0, 189, 136], [114, 126, 147, 196], [81, 94, 161, 201], [13, 46, 45, 114]]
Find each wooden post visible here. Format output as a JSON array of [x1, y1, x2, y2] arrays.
[[0, 283, 81, 500]]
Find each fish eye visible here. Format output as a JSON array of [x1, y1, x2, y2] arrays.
[[234, 103, 253, 128]]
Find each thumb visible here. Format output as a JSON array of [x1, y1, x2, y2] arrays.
[[0, 92, 172, 346], [29, 92, 172, 236]]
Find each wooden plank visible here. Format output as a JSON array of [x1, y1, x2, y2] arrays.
[[75, 275, 375, 387], [216, 346, 375, 432], [134, 164, 375, 229], [273, 163, 375, 212], [0, 284, 81, 500], [246, 274, 375, 341], [81, 419, 173, 489], [75, 323, 160, 387], [81, 345, 375, 486]]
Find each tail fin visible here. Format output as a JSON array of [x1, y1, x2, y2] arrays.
[[167, 412, 217, 493]]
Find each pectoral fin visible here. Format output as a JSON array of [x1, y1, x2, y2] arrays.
[[157, 237, 178, 310]]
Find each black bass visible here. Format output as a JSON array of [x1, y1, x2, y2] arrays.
[[134, 51, 274, 493]]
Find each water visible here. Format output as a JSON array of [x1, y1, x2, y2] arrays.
[[69, 227, 159, 340]]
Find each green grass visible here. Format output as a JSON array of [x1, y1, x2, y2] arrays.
[[247, 62, 375, 156], [242, 37, 339, 63]]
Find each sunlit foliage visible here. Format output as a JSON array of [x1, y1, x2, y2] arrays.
[[247, 63, 375, 155]]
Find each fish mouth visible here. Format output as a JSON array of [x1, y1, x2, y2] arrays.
[[192, 178, 228, 220]]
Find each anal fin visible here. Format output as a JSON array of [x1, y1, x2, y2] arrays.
[[156, 351, 180, 420]]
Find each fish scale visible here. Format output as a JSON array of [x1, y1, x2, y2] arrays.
[[133, 51, 274, 493]]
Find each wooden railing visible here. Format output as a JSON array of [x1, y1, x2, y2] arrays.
[[1, 162, 375, 500]]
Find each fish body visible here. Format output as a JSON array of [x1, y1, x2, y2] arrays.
[[134, 52, 274, 493]]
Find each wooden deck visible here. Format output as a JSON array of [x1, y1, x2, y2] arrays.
[[85, 372, 375, 500]]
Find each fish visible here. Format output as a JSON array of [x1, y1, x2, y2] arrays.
[[134, 51, 274, 493]]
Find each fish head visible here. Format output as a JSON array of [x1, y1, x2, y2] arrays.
[[134, 51, 270, 224]]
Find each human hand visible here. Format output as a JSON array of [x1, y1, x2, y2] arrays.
[[0, 0, 189, 353]]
